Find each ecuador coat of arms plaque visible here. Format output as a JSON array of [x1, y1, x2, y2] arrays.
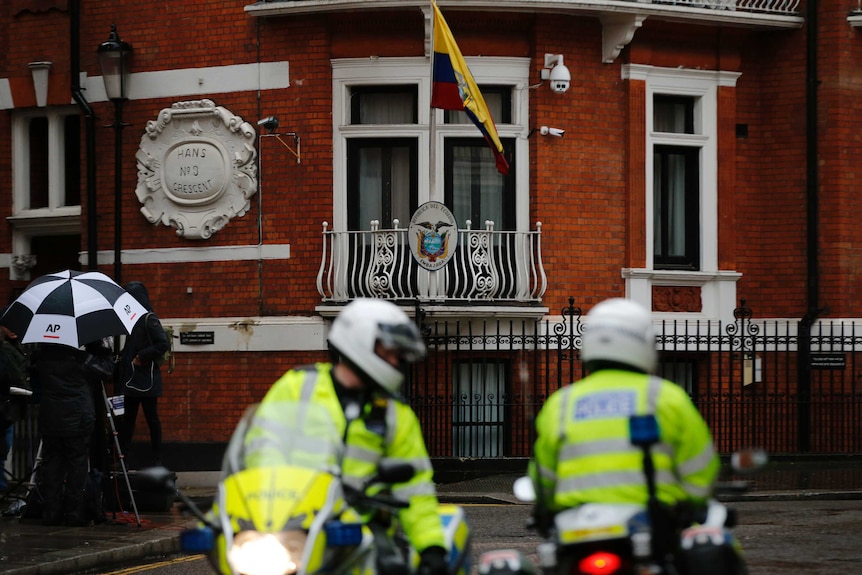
[[408, 201, 458, 271]]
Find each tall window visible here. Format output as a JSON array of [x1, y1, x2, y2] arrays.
[[622, 65, 742, 320], [452, 361, 509, 457], [347, 86, 418, 231], [653, 95, 700, 270], [14, 109, 81, 212], [332, 57, 529, 234], [10, 107, 83, 281]]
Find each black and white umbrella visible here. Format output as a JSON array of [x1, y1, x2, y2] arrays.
[[0, 270, 148, 348]]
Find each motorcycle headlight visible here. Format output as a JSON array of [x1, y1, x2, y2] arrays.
[[228, 530, 307, 575]]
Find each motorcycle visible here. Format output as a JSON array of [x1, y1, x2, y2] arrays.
[[478, 415, 763, 575], [141, 400, 471, 575]]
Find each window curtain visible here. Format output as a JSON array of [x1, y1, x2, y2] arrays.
[[452, 362, 505, 457], [654, 151, 687, 259], [452, 146, 503, 230]]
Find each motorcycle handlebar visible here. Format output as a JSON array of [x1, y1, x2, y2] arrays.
[[344, 485, 410, 512], [365, 493, 410, 510]]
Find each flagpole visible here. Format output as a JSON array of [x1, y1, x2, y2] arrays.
[[427, 1, 438, 298], [428, 0, 437, 199]]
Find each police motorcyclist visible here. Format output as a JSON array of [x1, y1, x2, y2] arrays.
[[260, 298, 450, 575], [529, 298, 735, 572]]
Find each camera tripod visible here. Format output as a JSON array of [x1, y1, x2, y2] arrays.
[[100, 381, 140, 526]]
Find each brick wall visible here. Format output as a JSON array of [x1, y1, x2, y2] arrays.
[[2, 1, 859, 458]]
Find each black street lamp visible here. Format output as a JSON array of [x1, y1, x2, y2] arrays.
[[98, 24, 132, 284]]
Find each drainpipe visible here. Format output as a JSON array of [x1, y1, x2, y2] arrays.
[[70, 0, 98, 270], [798, 0, 820, 452], [256, 17, 264, 316]]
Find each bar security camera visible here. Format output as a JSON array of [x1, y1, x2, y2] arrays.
[[539, 126, 565, 138], [257, 116, 279, 132]]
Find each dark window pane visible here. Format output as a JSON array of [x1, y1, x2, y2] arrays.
[[444, 86, 511, 125], [444, 138, 515, 230], [30, 234, 81, 278], [64, 114, 81, 206], [654, 95, 695, 134], [654, 145, 699, 270], [347, 138, 418, 230], [350, 86, 417, 125], [28, 117, 49, 209], [657, 359, 696, 396]]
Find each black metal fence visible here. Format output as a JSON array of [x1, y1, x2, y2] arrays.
[[7, 300, 862, 481], [407, 300, 862, 459]]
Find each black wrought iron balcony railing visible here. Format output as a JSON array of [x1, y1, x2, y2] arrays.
[[317, 220, 547, 304], [638, 0, 799, 13]]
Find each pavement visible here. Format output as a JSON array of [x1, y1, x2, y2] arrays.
[[2, 463, 862, 575]]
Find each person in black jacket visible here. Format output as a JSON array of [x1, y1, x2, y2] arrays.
[[117, 281, 169, 466], [0, 320, 29, 493], [31, 339, 110, 526]]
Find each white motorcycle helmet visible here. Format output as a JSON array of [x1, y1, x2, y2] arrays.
[[580, 298, 658, 374], [327, 298, 426, 396]]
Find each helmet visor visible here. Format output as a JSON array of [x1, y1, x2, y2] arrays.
[[377, 321, 426, 362]]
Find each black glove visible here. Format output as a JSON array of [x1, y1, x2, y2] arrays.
[[418, 546, 449, 575]]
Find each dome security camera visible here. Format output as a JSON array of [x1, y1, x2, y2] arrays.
[[541, 54, 572, 95], [549, 63, 571, 94]]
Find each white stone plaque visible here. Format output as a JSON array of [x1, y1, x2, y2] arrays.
[[135, 99, 258, 239]]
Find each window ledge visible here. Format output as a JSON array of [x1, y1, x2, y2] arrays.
[[623, 268, 742, 321], [622, 268, 742, 285], [7, 208, 81, 234]]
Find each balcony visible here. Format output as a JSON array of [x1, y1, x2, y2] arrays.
[[317, 220, 546, 307], [247, 0, 801, 65], [246, 0, 804, 32]]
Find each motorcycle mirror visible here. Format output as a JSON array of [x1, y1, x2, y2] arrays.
[[731, 448, 769, 473], [513, 476, 536, 502]]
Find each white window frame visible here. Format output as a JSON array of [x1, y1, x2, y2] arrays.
[[621, 65, 741, 321], [8, 106, 82, 280], [331, 57, 530, 233]]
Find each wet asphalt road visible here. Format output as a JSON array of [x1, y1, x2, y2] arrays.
[[464, 499, 862, 575], [62, 498, 862, 574]]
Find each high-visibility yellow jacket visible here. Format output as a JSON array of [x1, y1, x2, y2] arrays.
[[261, 362, 446, 553], [530, 369, 719, 512]]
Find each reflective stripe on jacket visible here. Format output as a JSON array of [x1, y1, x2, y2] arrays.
[[262, 363, 446, 553], [531, 369, 719, 511]]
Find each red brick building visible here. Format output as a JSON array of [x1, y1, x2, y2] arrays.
[[2, 0, 860, 467]]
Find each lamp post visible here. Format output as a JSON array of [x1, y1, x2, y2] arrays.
[[98, 24, 132, 284]]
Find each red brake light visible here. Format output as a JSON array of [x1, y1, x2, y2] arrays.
[[577, 551, 622, 575]]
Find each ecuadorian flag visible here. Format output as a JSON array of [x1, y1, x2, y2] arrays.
[[431, 1, 510, 176]]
